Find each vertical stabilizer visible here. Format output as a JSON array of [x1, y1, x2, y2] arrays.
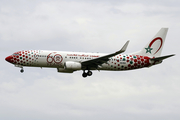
[[136, 28, 168, 57]]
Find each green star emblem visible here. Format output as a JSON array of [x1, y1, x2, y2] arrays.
[[145, 46, 153, 53]]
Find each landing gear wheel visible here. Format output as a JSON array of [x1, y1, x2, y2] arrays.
[[82, 72, 87, 78], [87, 71, 92, 76], [20, 69, 24, 73]]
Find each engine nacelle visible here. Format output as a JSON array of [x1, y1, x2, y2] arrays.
[[64, 61, 82, 70], [57, 68, 74, 73]]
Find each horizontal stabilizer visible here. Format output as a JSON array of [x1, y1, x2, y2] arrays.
[[150, 54, 175, 61]]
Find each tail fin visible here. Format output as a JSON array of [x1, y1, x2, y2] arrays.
[[136, 28, 168, 57]]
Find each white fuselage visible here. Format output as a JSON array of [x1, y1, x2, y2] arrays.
[[9, 50, 156, 72]]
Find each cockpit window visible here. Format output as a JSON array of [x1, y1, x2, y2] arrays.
[[13, 53, 19, 56]]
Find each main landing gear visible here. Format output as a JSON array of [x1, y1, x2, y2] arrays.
[[82, 70, 93, 78]]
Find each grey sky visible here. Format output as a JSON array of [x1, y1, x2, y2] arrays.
[[0, 0, 179, 120]]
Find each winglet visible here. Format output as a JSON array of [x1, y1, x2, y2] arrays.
[[116, 40, 129, 54]]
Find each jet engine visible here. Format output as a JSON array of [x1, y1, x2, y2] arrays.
[[64, 61, 82, 70], [57, 68, 74, 73]]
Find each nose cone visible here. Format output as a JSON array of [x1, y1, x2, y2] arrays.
[[5, 55, 13, 63]]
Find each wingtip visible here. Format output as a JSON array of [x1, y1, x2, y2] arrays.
[[121, 40, 129, 51], [115, 40, 130, 54]]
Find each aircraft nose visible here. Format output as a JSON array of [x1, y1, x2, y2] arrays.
[[5, 55, 13, 63]]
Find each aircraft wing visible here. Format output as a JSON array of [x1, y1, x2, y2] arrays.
[[81, 41, 129, 69]]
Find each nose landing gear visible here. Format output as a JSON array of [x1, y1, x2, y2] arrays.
[[20, 68, 24, 73], [14, 65, 24, 73], [82, 70, 93, 78]]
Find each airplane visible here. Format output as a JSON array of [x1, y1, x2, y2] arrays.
[[5, 28, 175, 78]]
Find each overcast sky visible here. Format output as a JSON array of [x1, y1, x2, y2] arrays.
[[0, 0, 180, 120]]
